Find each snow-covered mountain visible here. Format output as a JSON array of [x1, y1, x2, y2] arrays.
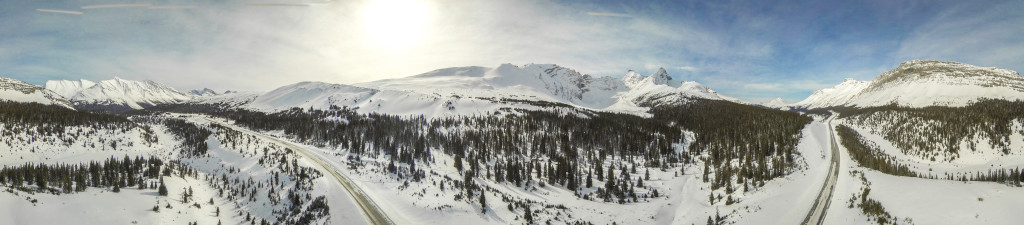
[[760, 97, 790, 109], [44, 79, 96, 99], [249, 81, 378, 111], [245, 63, 741, 116], [188, 88, 218, 96], [46, 77, 191, 111], [792, 78, 872, 109], [0, 77, 74, 109], [794, 60, 1024, 109]]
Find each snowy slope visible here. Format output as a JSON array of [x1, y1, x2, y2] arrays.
[[185, 91, 260, 108], [250, 81, 379, 111], [0, 77, 74, 109], [792, 79, 871, 109], [44, 79, 96, 99], [53, 77, 192, 110], [795, 60, 1024, 109], [247, 63, 741, 116]]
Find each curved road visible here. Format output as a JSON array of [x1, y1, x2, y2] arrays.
[[802, 119, 840, 225], [201, 117, 396, 225]]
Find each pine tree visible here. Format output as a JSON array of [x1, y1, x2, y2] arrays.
[[586, 171, 593, 188], [479, 190, 487, 214], [454, 155, 464, 172], [523, 204, 533, 224], [158, 177, 168, 196]]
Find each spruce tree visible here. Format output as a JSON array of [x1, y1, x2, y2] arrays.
[[479, 190, 487, 214], [158, 177, 168, 196], [523, 204, 533, 224]]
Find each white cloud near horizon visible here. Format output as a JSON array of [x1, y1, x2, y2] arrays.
[[36, 9, 84, 15]]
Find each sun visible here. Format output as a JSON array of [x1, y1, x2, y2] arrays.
[[362, 0, 432, 50]]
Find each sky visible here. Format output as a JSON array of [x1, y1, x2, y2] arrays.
[[1, 0, 1023, 103]]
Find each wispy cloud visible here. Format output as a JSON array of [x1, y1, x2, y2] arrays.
[[587, 12, 631, 18], [36, 9, 84, 15], [82, 4, 152, 9], [147, 5, 197, 9], [245, 3, 313, 7], [743, 83, 781, 91]]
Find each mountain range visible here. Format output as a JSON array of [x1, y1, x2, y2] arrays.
[[3, 60, 1023, 113]]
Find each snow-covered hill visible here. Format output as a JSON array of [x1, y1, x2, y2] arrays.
[[46, 77, 191, 111], [245, 63, 741, 116], [794, 60, 1024, 109], [0, 77, 74, 109]]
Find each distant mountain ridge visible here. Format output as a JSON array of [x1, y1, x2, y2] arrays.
[[793, 60, 1024, 109], [239, 63, 742, 116], [19, 63, 742, 115], [0, 77, 74, 109], [46, 77, 191, 111]]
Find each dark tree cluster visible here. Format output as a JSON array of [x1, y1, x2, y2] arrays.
[[841, 100, 1024, 159], [162, 118, 213, 157], [838, 125, 1024, 186], [0, 155, 163, 193], [151, 98, 813, 209], [836, 125, 918, 177], [650, 99, 812, 196], [0, 101, 156, 148]]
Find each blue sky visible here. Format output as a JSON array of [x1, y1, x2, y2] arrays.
[[1, 0, 1022, 103]]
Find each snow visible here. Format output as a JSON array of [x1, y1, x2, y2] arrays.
[[859, 170, 1024, 225], [0, 175, 242, 225], [245, 63, 742, 117], [792, 78, 871, 109], [47, 77, 191, 109], [795, 60, 1024, 109], [187, 114, 833, 225], [840, 119, 1024, 178], [0, 77, 74, 109], [44, 79, 96, 99], [826, 117, 1024, 225]]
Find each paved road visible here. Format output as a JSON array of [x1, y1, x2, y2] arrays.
[[202, 117, 395, 225], [802, 119, 840, 225]]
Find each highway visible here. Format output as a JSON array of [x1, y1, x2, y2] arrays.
[[802, 119, 840, 225], [202, 117, 396, 225]]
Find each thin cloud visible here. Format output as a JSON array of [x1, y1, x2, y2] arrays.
[[587, 12, 631, 18], [148, 5, 197, 9], [36, 9, 84, 15], [82, 4, 152, 9], [743, 83, 781, 91], [678, 66, 698, 72], [245, 3, 315, 7]]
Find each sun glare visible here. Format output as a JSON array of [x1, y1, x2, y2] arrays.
[[363, 0, 432, 50]]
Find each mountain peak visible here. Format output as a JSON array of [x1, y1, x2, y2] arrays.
[[189, 88, 218, 96], [649, 67, 673, 85]]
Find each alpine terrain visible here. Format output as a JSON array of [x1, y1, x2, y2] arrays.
[[1, 60, 1023, 225]]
